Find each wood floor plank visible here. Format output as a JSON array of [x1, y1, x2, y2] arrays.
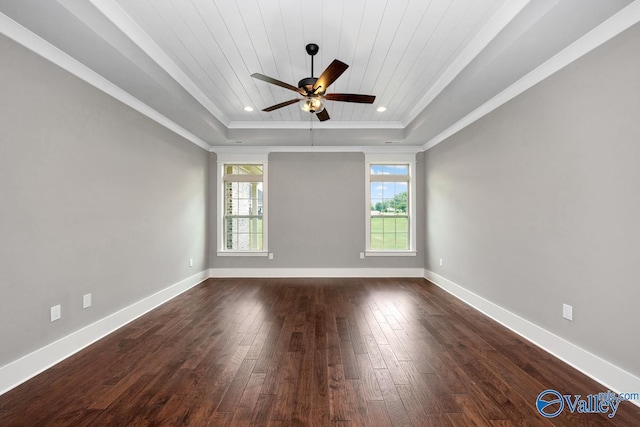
[[249, 393, 274, 426], [329, 364, 352, 421], [1, 277, 638, 425], [345, 379, 370, 426], [355, 353, 384, 401], [290, 323, 315, 425], [252, 316, 285, 374], [364, 334, 387, 370], [244, 320, 273, 360], [453, 393, 497, 426], [339, 337, 360, 380], [270, 351, 302, 421], [217, 358, 257, 413], [397, 360, 442, 414], [374, 368, 412, 427], [396, 384, 432, 426], [366, 400, 393, 427], [378, 344, 409, 385], [362, 304, 389, 346], [229, 372, 265, 426]]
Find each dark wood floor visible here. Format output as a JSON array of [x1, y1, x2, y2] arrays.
[[0, 278, 638, 426]]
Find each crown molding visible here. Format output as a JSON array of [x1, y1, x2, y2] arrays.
[[227, 121, 405, 130], [0, 12, 212, 151], [88, 0, 230, 127], [209, 145, 423, 154], [422, 0, 640, 152], [402, 0, 530, 126]]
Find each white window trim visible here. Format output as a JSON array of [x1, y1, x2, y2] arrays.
[[364, 153, 417, 257], [217, 251, 269, 257], [216, 153, 268, 256]]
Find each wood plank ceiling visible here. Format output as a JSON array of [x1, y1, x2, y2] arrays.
[[114, 0, 508, 124]]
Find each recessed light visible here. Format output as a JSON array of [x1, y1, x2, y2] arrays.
[[377, 106, 387, 112], [244, 106, 254, 112]]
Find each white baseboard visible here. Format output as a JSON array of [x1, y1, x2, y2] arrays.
[[17, 266, 634, 408], [424, 269, 640, 406], [0, 270, 209, 396], [209, 267, 425, 278]]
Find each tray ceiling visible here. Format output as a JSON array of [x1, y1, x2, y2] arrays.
[[0, 0, 636, 148], [112, 0, 508, 124]]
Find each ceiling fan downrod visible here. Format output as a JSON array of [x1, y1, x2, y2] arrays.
[[298, 43, 320, 94], [306, 43, 319, 78]]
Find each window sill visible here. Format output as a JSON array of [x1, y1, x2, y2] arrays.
[[365, 250, 417, 257], [217, 251, 269, 257]]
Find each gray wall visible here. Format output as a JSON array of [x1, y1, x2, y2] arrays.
[[209, 152, 425, 269], [0, 34, 209, 367], [424, 23, 640, 376]]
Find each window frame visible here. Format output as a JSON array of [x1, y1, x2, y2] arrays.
[[216, 154, 268, 257], [365, 153, 417, 257]]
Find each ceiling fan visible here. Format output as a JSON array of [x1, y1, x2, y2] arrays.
[[251, 43, 376, 121]]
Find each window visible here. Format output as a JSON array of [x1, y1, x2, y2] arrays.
[[217, 155, 268, 256], [365, 154, 416, 256]]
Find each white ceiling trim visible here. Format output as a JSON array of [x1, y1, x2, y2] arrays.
[[0, 11, 211, 151], [88, 0, 230, 126], [422, 0, 640, 152], [402, 0, 530, 126], [227, 121, 404, 130], [210, 145, 423, 154]]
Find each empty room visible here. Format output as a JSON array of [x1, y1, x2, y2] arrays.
[[1, 0, 639, 425]]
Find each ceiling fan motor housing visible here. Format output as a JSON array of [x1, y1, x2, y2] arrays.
[[298, 77, 318, 93]]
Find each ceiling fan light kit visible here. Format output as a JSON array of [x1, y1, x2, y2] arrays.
[[251, 43, 375, 122], [300, 96, 324, 113]]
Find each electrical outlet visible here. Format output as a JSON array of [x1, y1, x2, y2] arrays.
[[360, 252, 365, 259], [269, 253, 274, 260], [189, 258, 193, 267], [50, 305, 61, 322], [563, 304, 573, 321], [439, 258, 443, 267], [83, 293, 92, 309]]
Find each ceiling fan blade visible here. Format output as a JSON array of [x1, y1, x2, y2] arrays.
[[325, 93, 376, 104], [262, 98, 300, 112], [316, 108, 330, 122], [313, 60, 349, 94], [251, 73, 304, 94]]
